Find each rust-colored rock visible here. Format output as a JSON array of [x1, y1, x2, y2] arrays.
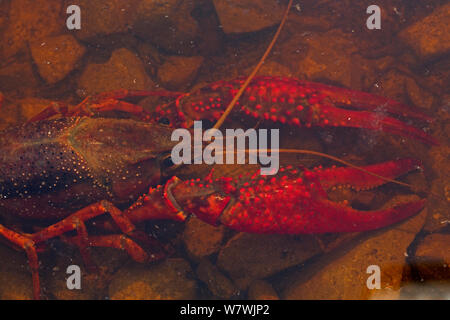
[[0, 59, 40, 97], [0, 245, 33, 300], [406, 77, 434, 110], [30, 35, 86, 84], [68, 0, 140, 40], [157, 56, 204, 90], [196, 259, 238, 299], [131, 0, 200, 55], [108, 259, 197, 300], [183, 216, 225, 259], [248, 280, 279, 300], [371, 70, 409, 104], [282, 195, 427, 300], [217, 233, 321, 289], [399, 4, 450, 60], [213, 0, 285, 34], [413, 233, 450, 282], [293, 30, 369, 89], [78, 48, 156, 97], [1, 0, 64, 58]]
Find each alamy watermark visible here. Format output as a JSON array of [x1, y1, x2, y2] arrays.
[[171, 121, 280, 175]]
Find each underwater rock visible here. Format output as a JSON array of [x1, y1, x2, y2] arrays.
[[183, 216, 225, 260], [400, 282, 450, 300], [0, 245, 33, 300], [213, 0, 284, 34], [405, 77, 435, 110], [45, 247, 129, 300], [157, 56, 204, 90], [282, 195, 427, 300], [69, 0, 140, 40], [108, 259, 197, 300], [78, 48, 156, 97], [292, 30, 369, 89], [399, 4, 450, 61], [370, 66, 434, 110], [217, 233, 321, 289], [30, 35, 86, 84], [424, 133, 450, 232], [45, 264, 99, 300], [370, 69, 409, 103], [1, 0, 64, 58], [18, 97, 58, 122], [0, 58, 40, 97], [413, 233, 450, 283], [137, 42, 163, 77], [196, 259, 238, 299], [247, 280, 279, 300], [0, 268, 34, 300], [131, 0, 200, 55], [0, 98, 22, 131]]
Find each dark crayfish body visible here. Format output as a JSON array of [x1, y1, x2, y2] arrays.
[[0, 117, 176, 220]]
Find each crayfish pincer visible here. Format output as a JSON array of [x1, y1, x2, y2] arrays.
[[0, 113, 425, 299], [0, 81, 431, 299]]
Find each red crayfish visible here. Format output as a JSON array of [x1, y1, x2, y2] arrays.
[[0, 75, 437, 299]]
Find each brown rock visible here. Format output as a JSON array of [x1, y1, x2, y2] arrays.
[[371, 69, 409, 103], [30, 35, 86, 84], [406, 78, 434, 110], [0, 245, 33, 300], [45, 264, 99, 300], [78, 48, 156, 97], [1, 0, 64, 58], [183, 216, 225, 259], [213, 0, 284, 34], [157, 56, 204, 90], [18, 97, 56, 122], [0, 59, 40, 96], [45, 247, 128, 300], [137, 42, 163, 77], [424, 142, 450, 232], [217, 233, 321, 289], [131, 0, 200, 55], [0, 100, 21, 131], [282, 195, 427, 300], [400, 282, 450, 300], [248, 280, 279, 300], [69, 0, 140, 40], [293, 30, 369, 89], [399, 4, 450, 60], [196, 259, 238, 299], [413, 234, 450, 282], [108, 259, 197, 300]]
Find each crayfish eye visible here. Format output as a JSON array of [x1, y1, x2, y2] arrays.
[[158, 117, 171, 125], [162, 156, 175, 169]]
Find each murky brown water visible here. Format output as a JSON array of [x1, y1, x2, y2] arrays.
[[0, 0, 448, 300]]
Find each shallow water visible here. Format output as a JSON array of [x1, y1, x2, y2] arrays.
[[0, 0, 448, 300]]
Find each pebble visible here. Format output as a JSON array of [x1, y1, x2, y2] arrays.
[[282, 195, 427, 299], [78, 48, 156, 97], [399, 4, 450, 60], [108, 259, 197, 300], [30, 35, 86, 84]]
